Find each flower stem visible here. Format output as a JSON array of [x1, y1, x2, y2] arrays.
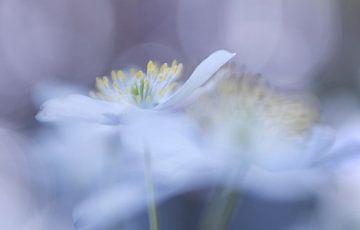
[[200, 165, 248, 230], [199, 188, 239, 230], [218, 190, 239, 230], [144, 147, 160, 230]]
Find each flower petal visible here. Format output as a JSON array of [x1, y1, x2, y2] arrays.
[[242, 166, 325, 201], [303, 125, 335, 165], [251, 125, 334, 171], [73, 182, 148, 230], [36, 94, 125, 124], [156, 50, 236, 110]]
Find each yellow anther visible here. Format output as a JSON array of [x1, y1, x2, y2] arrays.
[[171, 63, 178, 74], [117, 70, 125, 80], [102, 76, 109, 87], [170, 60, 183, 76], [147, 60, 158, 76], [136, 70, 145, 79], [160, 63, 169, 75], [95, 77, 105, 89], [176, 63, 183, 75]]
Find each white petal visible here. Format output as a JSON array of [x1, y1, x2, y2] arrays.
[[73, 183, 148, 229], [36, 94, 125, 124], [251, 125, 334, 171], [156, 50, 236, 109], [303, 125, 335, 165], [242, 166, 324, 201], [32, 80, 86, 107]]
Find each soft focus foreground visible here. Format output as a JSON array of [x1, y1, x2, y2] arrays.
[[1, 1, 360, 230]]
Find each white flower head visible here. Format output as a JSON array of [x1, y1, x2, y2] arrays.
[[36, 50, 235, 124], [188, 66, 334, 170], [33, 51, 236, 229]]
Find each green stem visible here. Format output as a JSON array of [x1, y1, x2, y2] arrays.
[[144, 147, 160, 230], [218, 191, 240, 230], [199, 189, 240, 230], [199, 164, 248, 230]]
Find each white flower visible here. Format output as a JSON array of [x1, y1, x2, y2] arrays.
[[33, 50, 235, 229], [36, 50, 235, 124], [188, 66, 334, 171], [34, 111, 220, 229]]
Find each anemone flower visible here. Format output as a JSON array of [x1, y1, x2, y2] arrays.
[[187, 66, 334, 230], [36, 50, 235, 124], [188, 66, 334, 172], [35, 50, 235, 230]]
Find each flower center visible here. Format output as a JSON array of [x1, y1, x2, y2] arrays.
[[188, 69, 319, 136], [90, 60, 183, 108]]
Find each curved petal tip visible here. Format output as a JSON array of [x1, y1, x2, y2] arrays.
[[156, 50, 236, 110]]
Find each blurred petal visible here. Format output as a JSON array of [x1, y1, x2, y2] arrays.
[[73, 112, 222, 229], [32, 80, 87, 107], [73, 183, 147, 230], [120, 111, 222, 188], [251, 125, 334, 171], [305, 125, 335, 164], [156, 50, 235, 109], [242, 166, 325, 201], [36, 94, 125, 124]]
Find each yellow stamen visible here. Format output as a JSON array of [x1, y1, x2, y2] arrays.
[[90, 59, 183, 107]]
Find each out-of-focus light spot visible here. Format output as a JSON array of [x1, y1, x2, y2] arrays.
[[0, 0, 115, 81], [176, 0, 228, 63], [225, 20, 282, 71], [260, 27, 313, 88], [177, 0, 340, 89], [224, 0, 283, 70]]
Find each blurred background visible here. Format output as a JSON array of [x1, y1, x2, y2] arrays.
[[0, 0, 360, 229]]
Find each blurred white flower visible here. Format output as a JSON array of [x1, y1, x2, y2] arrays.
[[188, 66, 334, 172], [185, 66, 333, 230], [34, 51, 235, 229], [36, 50, 235, 124]]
